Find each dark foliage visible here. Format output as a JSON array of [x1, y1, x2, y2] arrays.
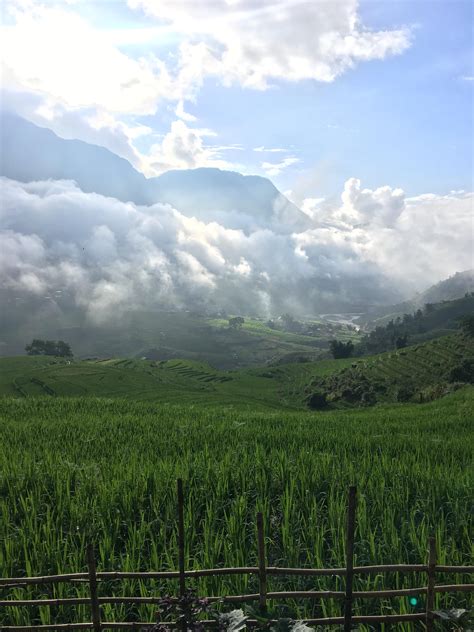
[[25, 339, 73, 357], [460, 315, 474, 337], [151, 589, 214, 632], [329, 339, 354, 359], [356, 295, 474, 355], [448, 359, 474, 383], [307, 391, 328, 410], [228, 316, 245, 329]]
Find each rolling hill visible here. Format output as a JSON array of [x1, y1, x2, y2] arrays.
[[0, 353, 356, 411], [1, 331, 472, 411], [308, 331, 474, 408]]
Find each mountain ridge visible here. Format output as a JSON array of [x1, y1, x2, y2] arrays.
[[0, 111, 311, 231]]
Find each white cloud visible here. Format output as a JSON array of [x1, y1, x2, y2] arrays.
[[262, 156, 300, 177], [254, 146, 286, 153], [147, 119, 241, 174], [1, 0, 413, 180], [296, 182, 473, 289], [128, 0, 411, 88], [300, 197, 326, 220], [1, 4, 173, 114], [175, 99, 197, 122], [1, 176, 471, 322]]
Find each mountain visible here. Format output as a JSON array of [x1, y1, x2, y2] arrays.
[[421, 270, 474, 304], [356, 270, 474, 327], [356, 294, 474, 355], [0, 111, 148, 203], [148, 168, 311, 230], [0, 111, 311, 232]]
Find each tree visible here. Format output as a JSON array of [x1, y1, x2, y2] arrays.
[[280, 313, 302, 333], [329, 339, 354, 359], [228, 316, 244, 330], [395, 334, 408, 349], [25, 339, 73, 357]]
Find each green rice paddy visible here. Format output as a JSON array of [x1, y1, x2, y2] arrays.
[[0, 388, 472, 628]]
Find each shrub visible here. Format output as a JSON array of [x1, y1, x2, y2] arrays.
[[307, 391, 328, 410]]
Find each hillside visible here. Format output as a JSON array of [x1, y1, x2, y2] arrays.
[[0, 354, 355, 411], [0, 304, 359, 367], [356, 294, 474, 353], [356, 270, 474, 327], [308, 331, 474, 408], [1, 331, 472, 411], [421, 269, 474, 303]]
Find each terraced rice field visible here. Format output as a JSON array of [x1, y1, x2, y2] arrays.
[[310, 333, 474, 405]]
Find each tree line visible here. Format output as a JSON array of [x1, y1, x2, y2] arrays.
[[25, 339, 73, 357]]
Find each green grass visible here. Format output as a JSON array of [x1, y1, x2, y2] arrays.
[[0, 355, 355, 410], [0, 389, 472, 628]]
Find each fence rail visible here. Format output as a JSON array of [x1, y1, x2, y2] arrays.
[[1, 482, 472, 631]]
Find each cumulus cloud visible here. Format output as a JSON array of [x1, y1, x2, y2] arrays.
[[128, 0, 411, 88], [147, 120, 242, 174], [1, 176, 471, 325]]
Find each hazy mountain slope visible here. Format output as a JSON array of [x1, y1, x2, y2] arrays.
[[0, 111, 148, 203], [357, 270, 474, 327], [0, 112, 310, 230], [356, 294, 474, 354], [421, 269, 474, 303], [148, 167, 311, 230]]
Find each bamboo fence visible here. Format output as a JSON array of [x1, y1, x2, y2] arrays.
[[1, 482, 472, 631]]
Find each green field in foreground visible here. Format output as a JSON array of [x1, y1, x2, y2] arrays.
[[0, 390, 472, 628]]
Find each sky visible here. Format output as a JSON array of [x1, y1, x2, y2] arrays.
[[1, 0, 472, 201], [0, 0, 473, 319]]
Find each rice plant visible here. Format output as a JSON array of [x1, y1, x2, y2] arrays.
[[0, 388, 472, 628]]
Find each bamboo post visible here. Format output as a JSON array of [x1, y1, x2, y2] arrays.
[[257, 512, 267, 612], [86, 544, 101, 632], [343, 486, 357, 632], [177, 478, 186, 597], [426, 536, 437, 632]]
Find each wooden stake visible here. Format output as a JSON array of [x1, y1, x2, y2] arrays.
[[343, 486, 357, 632], [86, 544, 101, 632], [426, 536, 437, 632], [177, 478, 186, 597], [257, 512, 267, 612]]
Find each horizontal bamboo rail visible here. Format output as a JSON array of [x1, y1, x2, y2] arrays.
[[1, 482, 472, 630], [3, 563, 472, 586], [1, 584, 473, 608], [0, 613, 433, 631]]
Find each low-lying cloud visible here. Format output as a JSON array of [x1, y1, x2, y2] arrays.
[[0, 176, 472, 324]]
